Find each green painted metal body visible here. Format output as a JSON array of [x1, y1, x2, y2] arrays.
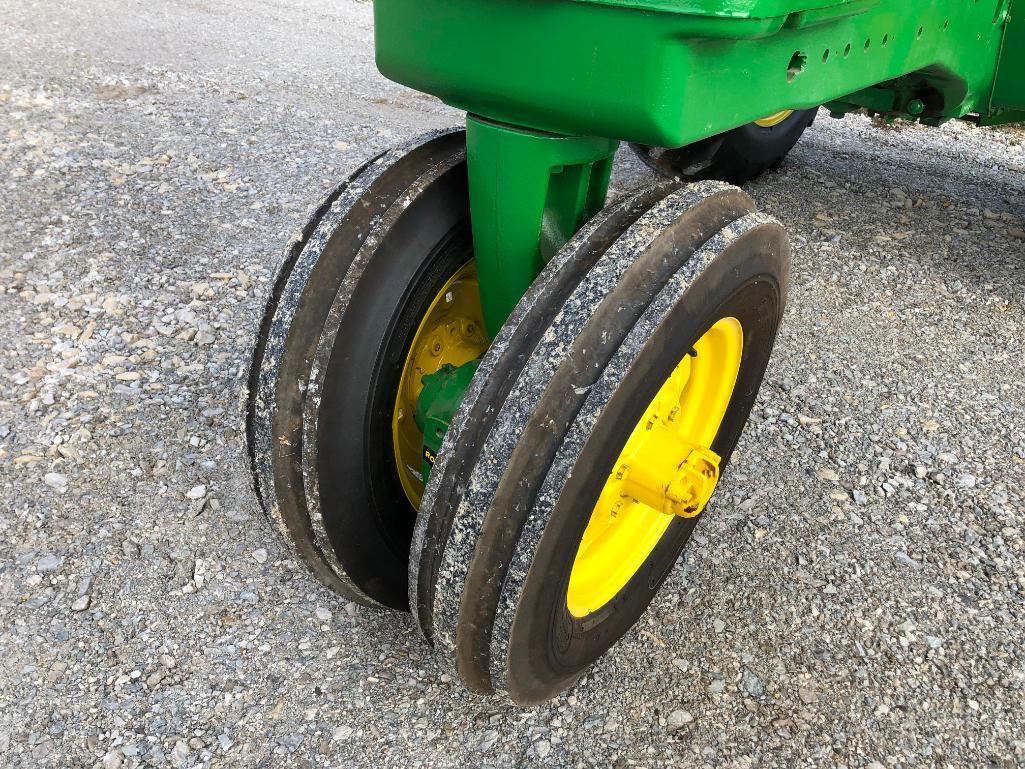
[[374, 0, 1023, 483], [990, 0, 1025, 121], [377, 0, 1013, 147], [378, 0, 1021, 335]]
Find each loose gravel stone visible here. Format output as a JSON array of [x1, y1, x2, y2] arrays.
[[185, 484, 207, 500], [667, 710, 694, 731], [36, 554, 62, 572], [70, 595, 90, 612], [43, 472, 67, 491], [1, 0, 1023, 767], [742, 670, 765, 697]]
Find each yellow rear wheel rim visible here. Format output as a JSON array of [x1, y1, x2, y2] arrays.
[[565, 317, 744, 618], [392, 261, 487, 509], [753, 110, 795, 128]]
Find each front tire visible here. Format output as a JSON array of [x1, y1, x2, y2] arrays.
[[413, 180, 790, 704], [246, 128, 485, 609]]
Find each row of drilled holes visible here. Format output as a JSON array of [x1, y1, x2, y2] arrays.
[[787, 18, 951, 82]]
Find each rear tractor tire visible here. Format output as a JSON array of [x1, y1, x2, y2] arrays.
[[631, 108, 817, 185]]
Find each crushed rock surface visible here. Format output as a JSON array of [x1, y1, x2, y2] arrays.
[[1, 0, 1023, 767]]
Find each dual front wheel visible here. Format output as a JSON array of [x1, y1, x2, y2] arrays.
[[246, 129, 790, 704]]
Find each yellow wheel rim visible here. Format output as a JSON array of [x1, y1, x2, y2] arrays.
[[565, 317, 744, 618], [753, 110, 795, 128], [392, 261, 487, 509]]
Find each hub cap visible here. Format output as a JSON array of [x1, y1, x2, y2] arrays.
[[392, 261, 487, 509], [565, 317, 744, 618]]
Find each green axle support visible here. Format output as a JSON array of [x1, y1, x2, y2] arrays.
[[379, 0, 1024, 481], [467, 117, 618, 337], [417, 121, 618, 482]]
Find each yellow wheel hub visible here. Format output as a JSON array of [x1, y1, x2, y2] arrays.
[[753, 110, 795, 128], [565, 317, 744, 618], [392, 261, 487, 509]]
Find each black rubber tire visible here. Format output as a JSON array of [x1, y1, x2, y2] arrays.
[[409, 177, 689, 643], [246, 128, 469, 608], [413, 181, 790, 704], [500, 221, 787, 704], [630, 108, 817, 185]]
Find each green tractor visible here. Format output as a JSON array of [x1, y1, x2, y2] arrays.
[[246, 0, 1023, 705]]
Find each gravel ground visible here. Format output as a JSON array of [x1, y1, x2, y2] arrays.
[[2, 1, 1024, 767]]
